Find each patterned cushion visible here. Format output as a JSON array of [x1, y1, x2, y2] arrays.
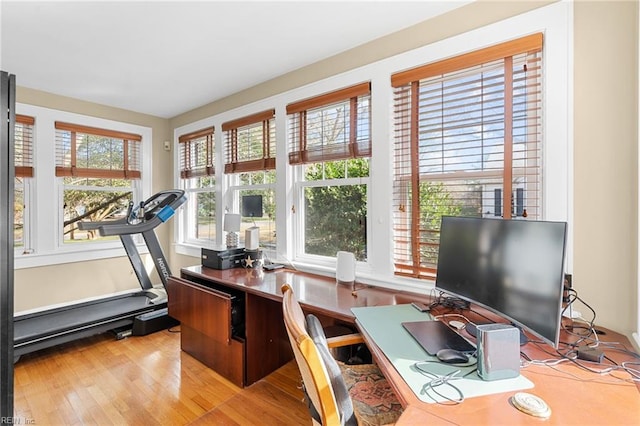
[[339, 362, 403, 426], [306, 314, 403, 425]]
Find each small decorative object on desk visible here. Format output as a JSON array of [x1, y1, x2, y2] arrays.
[[511, 392, 551, 419], [243, 249, 263, 270]]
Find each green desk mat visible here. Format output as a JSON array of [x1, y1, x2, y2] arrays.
[[352, 304, 533, 404]]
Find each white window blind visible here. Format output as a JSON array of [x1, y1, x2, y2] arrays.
[[223, 109, 276, 173], [287, 82, 371, 165], [55, 122, 142, 179], [15, 114, 34, 178], [178, 127, 215, 179], [392, 33, 543, 279]]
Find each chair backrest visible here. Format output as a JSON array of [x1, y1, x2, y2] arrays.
[[281, 283, 342, 425]]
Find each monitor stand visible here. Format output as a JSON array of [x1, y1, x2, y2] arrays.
[[465, 322, 528, 346]]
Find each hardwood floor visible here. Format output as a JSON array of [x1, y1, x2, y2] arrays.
[[13, 328, 309, 425]]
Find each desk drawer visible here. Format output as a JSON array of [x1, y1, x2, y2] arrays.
[[167, 276, 233, 344]]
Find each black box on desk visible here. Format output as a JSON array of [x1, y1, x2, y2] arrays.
[[202, 247, 245, 269]]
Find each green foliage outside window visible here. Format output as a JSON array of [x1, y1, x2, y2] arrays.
[[197, 191, 216, 240], [303, 159, 369, 260], [418, 182, 463, 268]]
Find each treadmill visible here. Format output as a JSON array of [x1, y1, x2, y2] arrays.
[[13, 189, 187, 359]]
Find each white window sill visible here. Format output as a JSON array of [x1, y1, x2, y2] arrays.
[[175, 242, 207, 259], [175, 243, 434, 296], [14, 243, 149, 269]]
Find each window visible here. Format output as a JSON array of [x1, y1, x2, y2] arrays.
[[178, 126, 215, 242], [223, 110, 276, 249], [14, 114, 34, 250], [392, 33, 543, 279], [287, 83, 371, 261], [55, 121, 142, 244]]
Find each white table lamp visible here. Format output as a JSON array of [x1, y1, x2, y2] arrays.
[[224, 213, 241, 248]]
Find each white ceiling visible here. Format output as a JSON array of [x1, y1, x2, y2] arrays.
[[1, 1, 469, 118]]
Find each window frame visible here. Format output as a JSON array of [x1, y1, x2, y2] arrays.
[[14, 103, 152, 269], [391, 33, 544, 280], [177, 126, 216, 245], [14, 115, 35, 253], [292, 170, 370, 265], [55, 121, 144, 247], [287, 83, 372, 264], [222, 110, 278, 253]]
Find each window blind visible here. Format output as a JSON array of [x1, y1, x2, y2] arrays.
[[178, 127, 215, 179], [392, 33, 543, 279], [222, 109, 275, 173], [15, 114, 34, 178], [55, 122, 142, 179], [286, 82, 371, 165]]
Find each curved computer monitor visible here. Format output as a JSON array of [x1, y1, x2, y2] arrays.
[[434, 216, 567, 348]]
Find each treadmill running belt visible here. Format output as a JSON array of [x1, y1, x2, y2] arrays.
[[14, 294, 154, 343]]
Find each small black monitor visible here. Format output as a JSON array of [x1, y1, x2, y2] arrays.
[[241, 195, 263, 218], [435, 216, 567, 348]]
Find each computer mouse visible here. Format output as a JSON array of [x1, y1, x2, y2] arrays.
[[436, 348, 469, 364]]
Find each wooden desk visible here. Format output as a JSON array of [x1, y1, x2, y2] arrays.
[[169, 265, 640, 424], [356, 306, 640, 425], [167, 265, 431, 387]]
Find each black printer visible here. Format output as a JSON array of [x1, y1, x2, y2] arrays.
[[201, 247, 245, 269]]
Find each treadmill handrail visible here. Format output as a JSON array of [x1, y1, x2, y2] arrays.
[[76, 190, 186, 236], [97, 204, 179, 236], [77, 217, 127, 231]]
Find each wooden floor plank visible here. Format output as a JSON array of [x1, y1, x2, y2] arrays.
[[13, 328, 309, 425], [190, 381, 308, 426]]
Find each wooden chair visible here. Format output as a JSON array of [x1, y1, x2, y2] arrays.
[[281, 283, 403, 426]]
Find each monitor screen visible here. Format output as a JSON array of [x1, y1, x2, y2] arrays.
[[435, 216, 567, 348], [241, 195, 263, 218]]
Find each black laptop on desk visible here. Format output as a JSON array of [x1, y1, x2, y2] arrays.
[[402, 320, 476, 355]]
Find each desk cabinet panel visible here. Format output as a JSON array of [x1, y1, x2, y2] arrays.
[[181, 325, 245, 387], [245, 293, 292, 385], [167, 276, 245, 387], [167, 276, 233, 343]]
